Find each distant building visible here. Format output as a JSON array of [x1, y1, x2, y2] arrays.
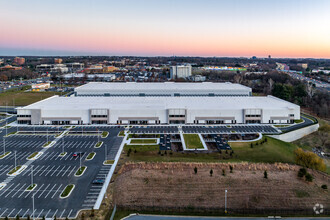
[[103, 66, 118, 73], [54, 58, 63, 64], [0, 58, 4, 65], [298, 63, 308, 69], [251, 56, 257, 60], [0, 65, 22, 71], [170, 65, 192, 79], [192, 75, 206, 82], [13, 57, 25, 65], [268, 55, 271, 59]]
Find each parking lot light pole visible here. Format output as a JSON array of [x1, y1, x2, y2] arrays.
[[62, 137, 64, 154], [32, 193, 35, 220], [31, 165, 33, 186], [14, 150, 17, 168], [105, 144, 107, 161], [3, 138, 5, 155], [46, 129, 48, 143], [225, 189, 228, 214], [79, 152, 82, 169]]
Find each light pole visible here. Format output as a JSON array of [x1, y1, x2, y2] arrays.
[[62, 137, 64, 154], [31, 165, 33, 187], [14, 150, 17, 168], [79, 152, 82, 169], [3, 138, 5, 155], [105, 144, 107, 161], [46, 129, 48, 143], [225, 189, 228, 214], [32, 193, 35, 220]]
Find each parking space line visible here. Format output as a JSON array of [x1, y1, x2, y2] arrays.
[[11, 183, 27, 198], [52, 209, 58, 218], [0, 183, 14, 196], [51, 184, 62, 198], [55, 166, 66, 177], [44, 184, 57, 199], [61, 166, 71, 177], [49, 166, 60, 177], [22, 209, 30, 218], [15, 209, 22, 218], [37, 209, 44, 218], [45, 209, 51, 218], [38, 184, 50, 198], [0, 208, 8, 218]]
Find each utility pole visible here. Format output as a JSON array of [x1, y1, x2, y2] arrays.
[[62, 136, 64, 154]]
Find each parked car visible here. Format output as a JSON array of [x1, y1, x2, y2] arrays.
[[92, 179, 105, 184], [72, 152, 85, 157]]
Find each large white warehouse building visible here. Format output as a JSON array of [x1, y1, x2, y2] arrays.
[[17, 95, 300, 125], [74, 82, 252, 97]]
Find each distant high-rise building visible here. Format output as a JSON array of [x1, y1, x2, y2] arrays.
[[298, 63, 308, 69], [170, 65, 192, 79], [268, 55, 271, 59], [54, 58, 63, 64], [251, 56, 257, 60], [13, 57, 25, 65]]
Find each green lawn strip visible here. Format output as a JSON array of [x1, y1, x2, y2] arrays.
[[26, 184, 37, 191], [124, 144, 159, 152], [4, 131, 16, 137], [294, 119, 304, 123], [274, 125, 290, 128], [55, 131, 65, 137], [75, 166, 87, 176], [104, 160, 115, 165], [27, 152, 39, 160], [127, 134, 160, 139], [101, 131, 109, 138], [95, 141, 103, 148], [130, 139, 157, 144], [86, 152, 96, 160], [60, 184, 75, 198], [183, 134, 204, 149], [59, 152, 67, 157], [0, 151, 11, 159], [0, 90, 61, 106], [42, 141, 52, 148], [118, 131, 125, 136], [8, 165, 22, 175]]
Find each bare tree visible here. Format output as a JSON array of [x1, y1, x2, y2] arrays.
[[268, 78, 274, 94], [306, 82, 315, 99]]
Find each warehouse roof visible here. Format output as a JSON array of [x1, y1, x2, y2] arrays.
[[74, 82, 252, 92], [18, 95, 298, 111]]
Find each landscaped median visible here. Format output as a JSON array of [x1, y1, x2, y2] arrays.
[[0, 151, 11, 159], [118, 130, 125, 137], [86, 152, 96, 161], [94, 141, 103, 148], [4, 131, 17, 137], [43, 141, 55, 148], [101, 131, 109, 138], [183, 134, 204, 149], [60, 184, 75, 199], [7, 165, 27, 176], [74, 166, 87, 177], [26, 184, 37, 191], [59, 152, 67, 157], [103, 160, 115, 165], [27, 151, 43, 160]]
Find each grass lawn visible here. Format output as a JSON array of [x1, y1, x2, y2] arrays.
[[122, 137, 303, 164], [118, 131, 125, 136], [60, 184, 74, 198], [26, 184, 36, 191], [183, 134, 203, 149], [130, 139, 157, 144], [42, 141, 52, 148], [0, 89, 61, 106], [8, 165, 22, 175]]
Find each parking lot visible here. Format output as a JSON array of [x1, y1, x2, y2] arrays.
[[129, 125, 179, 134], [0, 125, 123, 219], [182, 125, 279, 134]]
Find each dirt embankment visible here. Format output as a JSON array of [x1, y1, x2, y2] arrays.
[[113, 162, 329, 212]]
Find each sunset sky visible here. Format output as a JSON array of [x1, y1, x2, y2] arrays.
[[0, 0, 329, 58]]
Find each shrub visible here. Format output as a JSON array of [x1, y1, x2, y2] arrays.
[[90, 208, 95, 217], [222, 169, 226, 176], [5, 216, 8, 220], [165, 151, 167, 155], [256, 142, 258, 146], [250, 143, 253, 148], [264, 170, 268, 179], [265, 138, 267, 142], [127, 148, 132, 157], [305, 173, 313, 182], [229, 165, 233, 173], [219, 150, 222, 154], [194, 167, 197, 174], [210, 169, 213, 176], [158, 150, 161, 155], [169, 151, 173, 155], [321, 184, 327, 189], [134, 149, 137, 153], [294, 148, 326, 172], [27, 215, 30, 220], [81, 213, 84, 220], [42, 216, 45, 220], [225, 150, 228, 154], [298, 168, 307, 177], [16, 215, 20, 220]]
